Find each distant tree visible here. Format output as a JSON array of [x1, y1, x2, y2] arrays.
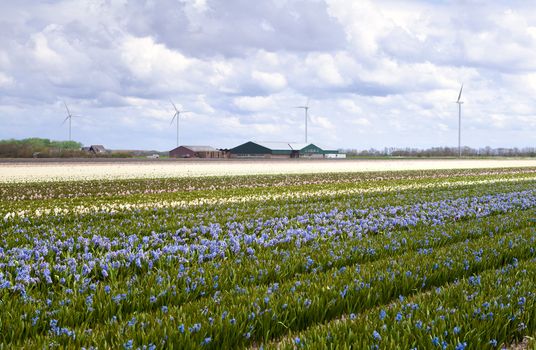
[[343, 146, 536, 158], [50, 140, 83, 149], [0, 138, 84, 158]]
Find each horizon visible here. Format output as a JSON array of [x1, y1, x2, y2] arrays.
[[3, 137, 536, 155], [1, 1, 536, 150]]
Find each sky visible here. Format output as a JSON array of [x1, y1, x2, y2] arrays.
[[1, 0, 536, 151]]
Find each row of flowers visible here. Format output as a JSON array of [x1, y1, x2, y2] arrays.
[[270, 257, 536, 349], [3, 167, 534, 201], [3, 173, 536, 221], [2, 188, 536, 294], [2, 169, 536, 348]]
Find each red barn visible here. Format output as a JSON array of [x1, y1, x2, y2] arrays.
[[169, 146, 224, 158]]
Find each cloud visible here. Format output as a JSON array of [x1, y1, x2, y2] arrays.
[[1, 0, 536, 150], [310, 115, 335, 130], [233, 96, 275, 112], [305, 53, 346, 87], [0, 72, 13, 87], [350, 118, 371, 127], [338, 99, 363, 114], [251, 71, 287, 92]]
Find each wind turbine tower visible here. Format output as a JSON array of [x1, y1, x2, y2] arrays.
[[170, 101, 189, 147], [455, 84, 464, 157], [295, 98, 310, 143], [62, 101, 80, 141]]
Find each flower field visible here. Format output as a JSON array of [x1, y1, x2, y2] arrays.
[[2, 158, 536, 183], [1, 167, 536, 349]]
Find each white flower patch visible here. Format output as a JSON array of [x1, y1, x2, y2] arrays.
[[1, 159, 536, 183]]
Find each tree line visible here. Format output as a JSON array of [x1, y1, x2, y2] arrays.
[[1, 138, 534, 158], [0, 138, 87, 158], [345, 146, 536, 157]]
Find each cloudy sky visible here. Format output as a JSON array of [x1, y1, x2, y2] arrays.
[[1, 0, 536, 150]]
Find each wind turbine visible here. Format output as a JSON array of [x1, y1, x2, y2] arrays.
[[62, 101, 81, 141], [295, 98, 310, 143], [170, 101, 189, 147], [455, 84, 464, 157]]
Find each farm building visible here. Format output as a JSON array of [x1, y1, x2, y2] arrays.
[[229, 141, 337, 158], [89, 145, 107, 154], [169, 146, 225, 158], [325, 153, 347, 159]]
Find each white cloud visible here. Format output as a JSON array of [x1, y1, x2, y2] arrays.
[[0, 72, 13, 87], [311, 115, 335, 130], [350, 117, 371, 127], [339, 99, 362, 113], [305, 53, 346, 86], [233, 96, 275, 112], [489, 114, 507, 129], [251, 70, 287, 92], [31, 31, 63, 66], [120, 36, 192, 80], [327, 0, 389, 58], [437, 123, 449, 132], [261, 20, 275, 32], [1, 0, 536, 150], [194, 95, 215, 114]]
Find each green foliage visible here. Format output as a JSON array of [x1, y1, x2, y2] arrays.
[[0, 138, 83, 157], [1, 168, 536, 349]]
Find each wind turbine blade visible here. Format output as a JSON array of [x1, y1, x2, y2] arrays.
[[63, 101, 71, 116], [62, 116, 69, 124], [306, 97, 309, 107], [170, 100, 179, 113], [457, 84, 463, 102], [170, 113, 177, 125]]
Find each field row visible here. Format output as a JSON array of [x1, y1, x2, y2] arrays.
[[2, 169, 536, 222], [2, 168, 535, 201], [2, 160, 536, 183], [4, 212, 535, 348], [268, 256, 536, 349], [1, 168, 536, 349]]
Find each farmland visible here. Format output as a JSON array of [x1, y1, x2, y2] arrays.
[[1, 165, 536, 349], [2, 158, 536, 182]]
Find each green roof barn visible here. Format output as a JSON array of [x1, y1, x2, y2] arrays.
[[229, 141, 334, 158]]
